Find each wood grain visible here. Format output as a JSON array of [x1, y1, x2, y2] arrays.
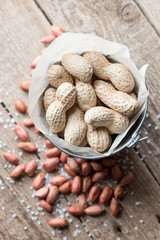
[[0, 0, 160, 239], [134, 0, 160, 35], [36, 0, 160, 183]]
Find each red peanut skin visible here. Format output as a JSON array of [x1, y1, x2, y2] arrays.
[[43, 157, 60, 172], [49, 218, 68, 228], [25, 160, 37, 177], [50, 175, 67, 186], [39, 200, 52, 212], [14, 99, 26, 113], [60, 152, 68, 163], [90, 162, 103, 172], [46, 148, 61, 158], [23, 118, 34, 127], [14, 124, 29, 141], [75, 158, 87, 164], [10, 164, 26, 178], [59, 180, 72, 194], [50, 25, 65, 37], [45, 139, 55, 149], [72, 176, 82, 195], [111, 166, 123, 181], [101, 158, 116, 167], [64, 164, 76, 177], [88, 185, 101, 203], [110, 197, 120, 217], [67, 157, 81, 173], [35, 187, 49, 198], [92, 168, 109, 182], [3, 152, 19, 165], [99, 186, 113, 203], [20, 80, 30, 92], [33, 173, 45, 190], [85, 206, 105, 216], [80, 162, 92, 177], [78, 193, 88, 208], [82, 176, 92, 193], [120, 172, 134, 186], [46, 186, 59, 204], [67, 206, 84, 216]]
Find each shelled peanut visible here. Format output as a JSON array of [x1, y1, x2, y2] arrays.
[[43, 50, 138, 153]]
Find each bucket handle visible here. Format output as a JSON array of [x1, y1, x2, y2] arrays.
[[127, 133, 148, 148]]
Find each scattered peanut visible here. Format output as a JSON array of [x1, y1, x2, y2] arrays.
[[71, 176, 82, 195], [14, 124, 29, 141], [67, 205, 84, 216], [84, 206, 105, 216], [49, 218, 68, 228], [43, 157, 60, 172], [3, 152, 19, 165], [39, 200, 52, 213], [50, 25, 65, 37], [46, 186, 59, 204], [20, 80, 30, 92], [50, 175, 67, 186], [25, 160, 37, 177], [33, 173, 45, 190], [14, 99, 26, 113], [88, 185, 101, 203], [35, 187, 49, 199], [17, 142, 37, 153], [41, 35, 56, 44], [10, 164, 26, 178]]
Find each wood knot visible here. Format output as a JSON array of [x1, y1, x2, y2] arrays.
[[121, 3, 140, 22]]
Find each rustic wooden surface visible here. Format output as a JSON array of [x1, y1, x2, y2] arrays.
[[0, 0, 160, 239]]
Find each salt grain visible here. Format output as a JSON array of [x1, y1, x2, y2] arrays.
[[134, 226, 138, 231], [139, 219, 144, 223], [68, 219, 73, 223], [12, 213, 17, 218], [19, 151, 23, 157], [135, 201, 142, 206], [130, 215, 134, 218], [2, 206, 5, 211], [24, 227, 27, 231]]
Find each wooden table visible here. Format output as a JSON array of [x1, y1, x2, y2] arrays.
[[0, 0, 160, 239]]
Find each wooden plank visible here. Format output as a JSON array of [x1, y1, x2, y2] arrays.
[[1, 104, 160, 240], [0, 0, 91, 239], [134, 0, 160, 35], [0, 0, 160, 239], [81, 148, 160, 240], [0, 102, 91, 240], [36, 0, 160, 183]]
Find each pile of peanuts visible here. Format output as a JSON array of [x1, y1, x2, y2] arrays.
[[2, 25, 134, 229], [44, 50, 138, 153]]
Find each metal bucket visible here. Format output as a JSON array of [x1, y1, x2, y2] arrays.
[[49, 84, 149, 160]]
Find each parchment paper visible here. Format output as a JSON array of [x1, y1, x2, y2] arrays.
[[29, 33, 149, 157]]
